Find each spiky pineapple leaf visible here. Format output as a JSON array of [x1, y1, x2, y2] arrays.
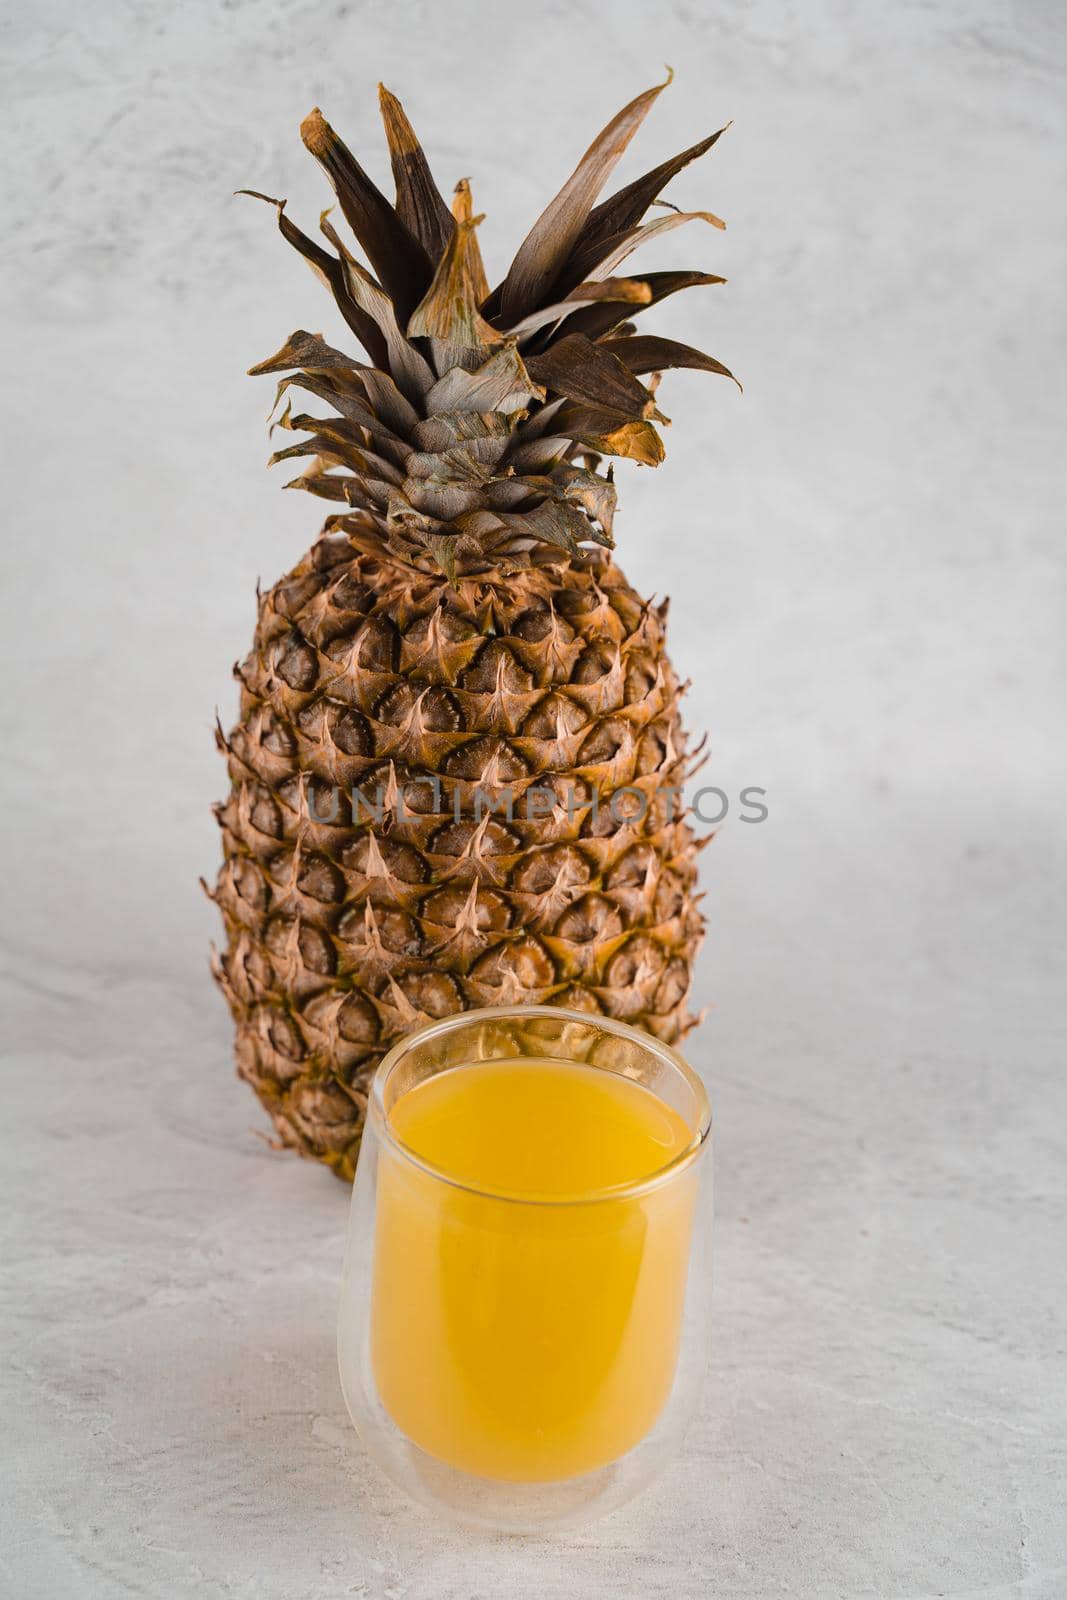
[[503, 435, 572, 472], [449, 179, 490, 302], [271, 432, 403, 487], [527, 333, 656, 419], [252, 331, 420, 447], [269, 433, 354, 470], [412, 411, 513, 452], [513, 396, 568, 442], [575, 125, 730, 266], [551, 463, 617, 541], [280, 368, 417, 445], [407, 210, 502, 350], [386, 492, 445, 541], [492, 498, 592, 554], [300, 109, 434, 323], [507, 278, 653, 339], [249, 329, 359, 376], [282, 470, 366, 503], [553, 270, 726, 343], [555, 406, 666, 465], [238, 193, 389, 368], [405, 447, 494, 483], [405, 478, 487, 521], [274, 394, 408, 464], [355, 367, 422, 434], [492, 72, 672, 321], [566, 207, 725, 289], [319, 212, 436, 402], [418, 529, 460, 584], [377, 85, 455, 262], [264, 367, 377, 427], [425, 342, 544, 416], [403, 446, 500, 522], [600, 335, 741, 389]]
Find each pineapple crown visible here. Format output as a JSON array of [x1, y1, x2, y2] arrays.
[[244, 72, 737, 580]]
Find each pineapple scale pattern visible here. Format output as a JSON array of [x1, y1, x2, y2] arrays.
[[213, 540, 705, 1178]]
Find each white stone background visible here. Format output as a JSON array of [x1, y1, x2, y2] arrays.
[[2, 0, 1065, 1595]]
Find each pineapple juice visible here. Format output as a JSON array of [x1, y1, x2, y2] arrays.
[[370, 1058, 698, 1482]]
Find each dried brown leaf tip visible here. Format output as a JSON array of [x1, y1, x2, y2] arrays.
[[242, 77, 737, 577], [407, 181, 499, 356], [377, 84, 455, 261]]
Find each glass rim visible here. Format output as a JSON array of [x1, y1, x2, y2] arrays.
[[368, 1003, 712, 1208]]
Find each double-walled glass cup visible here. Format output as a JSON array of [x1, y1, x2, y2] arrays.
[[338, 1005, 713, 1531]]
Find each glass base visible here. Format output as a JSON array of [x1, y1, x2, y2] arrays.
[[340, 1327, 687, 1533]]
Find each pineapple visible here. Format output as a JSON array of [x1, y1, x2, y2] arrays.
[[211, 75, 736, 1179]]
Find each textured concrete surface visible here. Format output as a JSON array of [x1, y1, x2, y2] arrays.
[[2, 1, 1065, 1596]]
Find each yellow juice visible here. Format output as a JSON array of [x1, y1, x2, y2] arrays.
[[370, 1058, 698, 1482]]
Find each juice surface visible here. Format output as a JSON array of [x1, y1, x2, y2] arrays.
[[371, 1058, 698, 1482], [388, 1057, 693, 1197]]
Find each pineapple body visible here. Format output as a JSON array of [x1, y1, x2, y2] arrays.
[[215, 537, 703, 1179], [214, 77, 735, 1176]]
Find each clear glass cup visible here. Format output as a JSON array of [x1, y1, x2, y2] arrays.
[[337, 1004, 713, 1532]]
